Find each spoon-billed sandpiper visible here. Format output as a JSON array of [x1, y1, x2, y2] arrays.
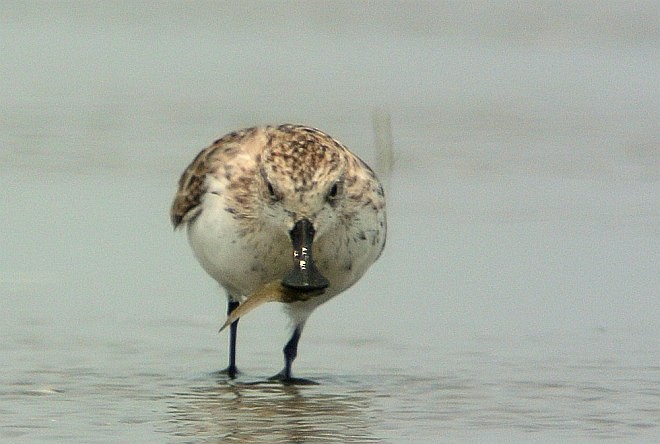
[[171, 124, 386, 381]]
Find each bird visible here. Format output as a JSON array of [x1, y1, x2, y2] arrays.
[[171, 124, 386, 382]]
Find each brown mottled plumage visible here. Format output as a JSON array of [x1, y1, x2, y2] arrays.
[[171, 124, 386, 381]]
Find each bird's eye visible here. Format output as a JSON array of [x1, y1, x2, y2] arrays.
[[327, 181, 341, 202], [266, 181, 279, 201]]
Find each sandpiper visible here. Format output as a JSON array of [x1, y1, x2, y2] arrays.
[[171, 124, 386, 381]]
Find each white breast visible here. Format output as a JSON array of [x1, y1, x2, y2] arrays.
[[187, 192, 290, 299]]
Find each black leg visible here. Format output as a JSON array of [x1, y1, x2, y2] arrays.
[[269, 325, 317, 384], [281, 326, 302, 379], [221, 299, 240, 378]]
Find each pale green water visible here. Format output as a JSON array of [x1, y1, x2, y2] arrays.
[[1, 2, 658, 442]]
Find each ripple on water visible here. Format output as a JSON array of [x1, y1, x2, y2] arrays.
[[165, 375, 383, 443]]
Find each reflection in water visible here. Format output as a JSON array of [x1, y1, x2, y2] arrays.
[[166, 375, 380, 443]]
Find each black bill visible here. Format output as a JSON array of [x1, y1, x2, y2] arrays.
[[281, 218, 330, 291]]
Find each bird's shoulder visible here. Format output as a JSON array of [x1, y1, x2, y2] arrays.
[[170, 126, 267, 227]]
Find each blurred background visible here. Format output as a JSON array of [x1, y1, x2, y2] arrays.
[[1, 1, 658, 441]]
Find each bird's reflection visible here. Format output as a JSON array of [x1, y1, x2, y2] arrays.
[[166, 373, 380, 443]]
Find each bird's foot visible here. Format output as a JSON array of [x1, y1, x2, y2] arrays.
[[217, 365, 240, 379], [268, 369, 318, 385]]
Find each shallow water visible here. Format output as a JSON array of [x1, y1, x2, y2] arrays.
[[2, 313, 657, 441], [1, 1, 659, 442]]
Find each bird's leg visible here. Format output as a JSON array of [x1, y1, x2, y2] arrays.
[[281, 326, 301, 379], [219, 299, 240, 378], [270, 324, 316, 384], [270, 326, 301, 381]]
